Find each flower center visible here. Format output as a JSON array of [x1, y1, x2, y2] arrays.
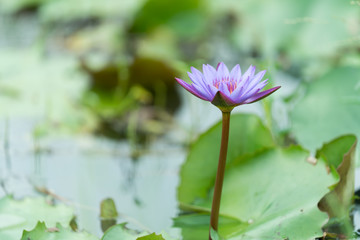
[[213, 77, 237, 94]]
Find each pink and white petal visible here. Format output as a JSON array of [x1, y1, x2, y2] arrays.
[[191, 81, 213, 100], [207, 64, 217, 74], [190, 67, 205, 81], [237, 74, 252, 95], [229, 85, 244, 101], [230, 64, 241, 83], [188, 72, 205, 87], [237, 66, 254, 90], [203, 64, 216, 84], [243, 86, 281, 104], [253, 79, 269, 93], [175, 78, 210, 101], [230, 76, 249, 100], [218, 81, 231, 97], [188, 71, 212, 97], [241, 79, 268, 101], [216, 62, 230, 81], [241, 65, 256, 83], [207, 83, 219, 98], [246, 70, 266, 91]]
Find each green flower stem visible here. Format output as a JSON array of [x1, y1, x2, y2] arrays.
[[209, 111, 231, 239]]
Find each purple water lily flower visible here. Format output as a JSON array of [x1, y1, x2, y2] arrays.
[[175, 62, 280, 112]]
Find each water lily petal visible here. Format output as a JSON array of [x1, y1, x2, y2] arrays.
[[175, 62, 280, 110], [207, 83, 219, 97], [216, 62, 229, 82], [237, 65, 255, 90], [230, 64, 241, 83], [191, 81, 213, 100], [188, 71, 205, 88], [219, 81, 231, 96], [241, 77, 268, 101], [243, 86, 281, 104], [175, 78, 210, 101], [203, 64, 216, 84], [245, 70, 266, 91], [188, 71, 212, 97], [229, 76, 249, 101]]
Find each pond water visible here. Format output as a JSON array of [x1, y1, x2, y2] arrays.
[[0, 116, 184, 237], [0, 86, 267, 238], [0, 80, 177, 235], [1, 6, 359, 239]]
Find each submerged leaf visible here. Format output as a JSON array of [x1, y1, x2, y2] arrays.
[[317, 135, 357, 236]]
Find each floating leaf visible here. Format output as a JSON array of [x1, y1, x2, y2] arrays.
[[174, 214, 243, 240], [177, 111, 341, 239], [178, 114, 275, 204], [290, 67, 360, 154], [20, 221, 98, 240], [100, 198, 118, 232], [317, 135, 357, 236], [0, 214, 25, 229], [101, 223, 175, 240], [136, 232, 165, 240], [0, 196, 74, 240], [210, 228, 221, 240]]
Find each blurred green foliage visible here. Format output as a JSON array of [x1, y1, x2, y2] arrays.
[[0, 0, 359, 239], [0, 0, 359, 142], [177, 114, 356, 239]]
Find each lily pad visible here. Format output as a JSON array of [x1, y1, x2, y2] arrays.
[[317, 135, 357, 236], [21, 221, 98, 240], [178, 113, 276, 204], [290, 67, 360, 154], [0, 196, 74, 240], [177, 146, 336, 239], [101, 223, 171, 240], [136, 233, 165, 240]]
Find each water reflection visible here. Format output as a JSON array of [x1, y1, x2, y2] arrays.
[[0, 116, 184, 237]]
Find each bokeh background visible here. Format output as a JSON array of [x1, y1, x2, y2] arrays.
[[0, 0, 359, 238]]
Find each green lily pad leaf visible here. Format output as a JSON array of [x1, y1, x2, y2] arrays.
[[316, 135, 357, 179], [0, 196, 74, 240], [178, 146, 335, 240], [20, 221, 98, 240], [101, 198, 118, 219], [0, 214, 25, 229], [174, 213, 243, 240], [317, 135, 357, 236], [101, 223, 175, 240], [178, 113, 275, 204], [100, 198, 118, 232], [210, 228, 221, 240], [290, 67, 360, 154], [136, 233, 165, 240], [101, 223, 143, 240]]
